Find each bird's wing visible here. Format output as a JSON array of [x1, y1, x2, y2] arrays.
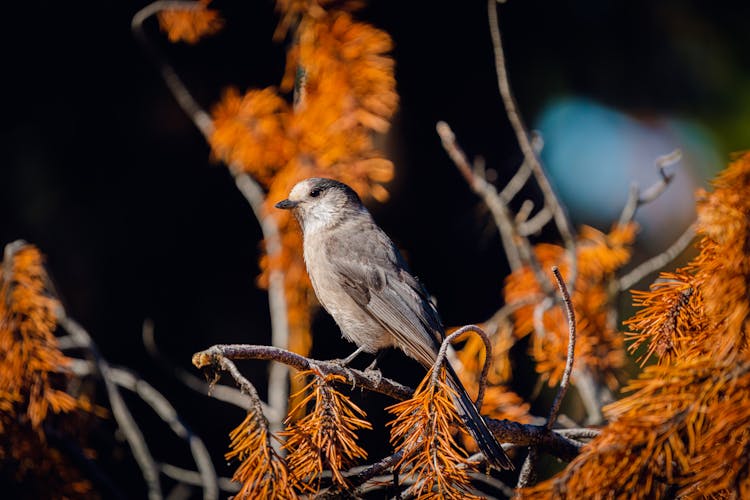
[[325, 223, 444, 367]]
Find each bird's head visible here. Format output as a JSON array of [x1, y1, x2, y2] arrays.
[[275, 177, 364, 233]]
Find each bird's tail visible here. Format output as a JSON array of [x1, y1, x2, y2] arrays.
[[444, 362, 513, 470]]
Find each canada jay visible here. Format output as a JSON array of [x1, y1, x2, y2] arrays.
[[276, 177, 512, 470]]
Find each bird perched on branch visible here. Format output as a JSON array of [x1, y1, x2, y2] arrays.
[[276, 177, 512, 470]]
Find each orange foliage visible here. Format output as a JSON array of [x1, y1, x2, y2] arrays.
[[0, 243, 79, 428], [226, 412, 297, 499], [157, 0, 223, 44], [281, 370, 371, 492], [388, 367, 481, 500], [504, 223, 637, 389], [524, 152, 750, 498], [0, 242, 94, 496]]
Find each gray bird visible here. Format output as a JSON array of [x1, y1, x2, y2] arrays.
[[276, 177, 512, 470]]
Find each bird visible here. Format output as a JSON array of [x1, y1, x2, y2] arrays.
[[275, 177, 513, 470]]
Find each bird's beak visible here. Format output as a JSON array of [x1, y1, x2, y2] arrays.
[[275, 199, 298, 210]]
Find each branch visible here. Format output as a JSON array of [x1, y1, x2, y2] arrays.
[[487, 0, 577, 288], [487, 420, 581, 462], [159, 464, 239, 493], [436, 121, 552, 297], [58, 314, 163, 500], [436, 120, 523, 271], [618, 148, 682, 226], [141, 319, 279, 418], [433, 325, 493, 408], [107, 368, 219, 500], [516, 447, 538, 489], [618, 223, 696, 291], [192, 341, 588, 472], [499, 132, 543, 204], [132, 1, 290, 434], [132, 1, 213, 136], [547, 267, 576, 430], [192, 344, 414, 401]]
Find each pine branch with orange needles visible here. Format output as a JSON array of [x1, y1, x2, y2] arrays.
[[0, 241, 80, 429], [524, 356, 750, 498], [281, 369, 372, 493], [388, 367, 481, 500]]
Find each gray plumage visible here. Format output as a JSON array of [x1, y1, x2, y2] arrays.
[[276, 177, 512, 470]]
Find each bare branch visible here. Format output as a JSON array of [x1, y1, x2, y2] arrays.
[[159, 464, 239, 493], [555, 428, 601, 440], [433, 325, 493, 408], [106, 368, 219, 500], [192, 344, 414, 401], [132, 1, 213, 136], [58, 314, 163, 500], [547, 267, 576, 430], [436, 120, 523, 271], [436, 121, 552, 296], [141, 320, 264, 415], [499, 132, 543, 204], [618, 223, 696, 291], [487, 0, 577, 287], [618, 149, 682, 226], [518, 206, 553, 236]]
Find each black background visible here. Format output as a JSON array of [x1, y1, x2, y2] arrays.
[[3, 1, 750, 497]]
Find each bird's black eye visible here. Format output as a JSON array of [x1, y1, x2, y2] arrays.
[[309, 188, 322, 198]]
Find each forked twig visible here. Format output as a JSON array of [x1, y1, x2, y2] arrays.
[[436, 120, 523, 271], [487, 0, 578, 288], [618, 149, 682, 226]]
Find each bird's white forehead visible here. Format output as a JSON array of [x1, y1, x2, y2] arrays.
[[288, 179, 314, 201]]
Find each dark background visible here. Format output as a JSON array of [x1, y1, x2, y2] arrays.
[[3, 0, 750, 497]]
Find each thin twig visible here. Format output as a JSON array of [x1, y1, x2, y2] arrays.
[[106, 368, 219, 500], [487, 0, 578, 289], [436, 121, 551, 293], [618, 149, 682, 226], [573, 366, 607, 424], [555, 428, 601, 440], [132, 1, 213, 136], [141, 319, 278, 417], [432, 325, 492, 409], [518, 206, 553, 236], [58, 314, 163, 500], [618, 223, 696, 291], [160, 464, 239, 493], [499, 132, 543, 204], [132, 1, 290, 435], [547, 267, 576, 430], [436, 120, 523, 271]]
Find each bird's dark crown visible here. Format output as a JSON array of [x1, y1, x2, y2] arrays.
[[307, 178, 362, 205]]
